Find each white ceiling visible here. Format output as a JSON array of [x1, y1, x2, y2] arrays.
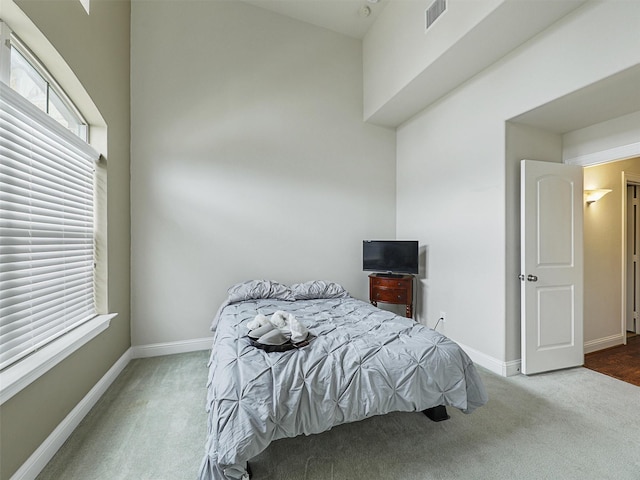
[[241, 0, 388, 39]]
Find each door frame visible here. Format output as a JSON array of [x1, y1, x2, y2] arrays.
[[621, 171, 640, 345]]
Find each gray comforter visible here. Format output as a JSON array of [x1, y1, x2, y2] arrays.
[[198, 293, 487, 480]]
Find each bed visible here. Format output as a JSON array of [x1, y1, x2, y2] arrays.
[[198, 280, 488, 480]]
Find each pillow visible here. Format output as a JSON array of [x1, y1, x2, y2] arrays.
[[290, 280, 350, 300], [227, 280, 295, 303]]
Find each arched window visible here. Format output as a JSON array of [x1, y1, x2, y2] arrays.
[[0, 20, 100, 371], [6, 33, 89, 141]]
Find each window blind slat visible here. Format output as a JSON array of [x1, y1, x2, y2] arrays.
[[0, 228, 93, 241], [1, 160, 94, 202], [1, 137, 95, 182], [0, 81, 98, 371], [0, 311, 95, 370], [1, 300, 94, 351], [0, 247, 94, 264], [1, 310, 94, 354], [1, 239, 92, 248], [0, 265, 93, 289], [0, 298, 94, 359], [1, 286, 94, 331], [0, 218, 93, 235], [0, 261, 93, 288], [0, 156, 93, 196], [0, 198, 93, 222], [0, 264, 93, 292], [2, 287, 94, 318], [1, 282, 94, 328], [0, 183, 93, 204]]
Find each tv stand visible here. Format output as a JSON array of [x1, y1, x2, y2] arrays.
[[369, 273, 413, 318]]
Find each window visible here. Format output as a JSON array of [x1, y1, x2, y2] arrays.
[[0, 22, 100, 371], [5, 32, 88, 141]]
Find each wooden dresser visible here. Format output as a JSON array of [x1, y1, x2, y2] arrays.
[[369, 273, 413, 318]]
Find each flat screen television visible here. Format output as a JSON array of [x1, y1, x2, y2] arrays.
[[363, 240, 419, 276]]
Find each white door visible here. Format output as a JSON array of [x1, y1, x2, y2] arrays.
[[521, 160, 584, 375]]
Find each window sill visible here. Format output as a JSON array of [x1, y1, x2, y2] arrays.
[[0, 313, 117, 405]]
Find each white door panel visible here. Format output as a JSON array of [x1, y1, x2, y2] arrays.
[[521, 160, 584, 375]]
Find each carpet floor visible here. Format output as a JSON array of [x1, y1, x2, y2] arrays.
[[36, 351, 640, 480], [584, 334, 640, 387]]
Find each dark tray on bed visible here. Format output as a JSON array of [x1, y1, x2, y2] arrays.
[[248, 334, 314, 352]]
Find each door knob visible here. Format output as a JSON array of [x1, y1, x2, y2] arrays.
[[527, 274, 538, 282]]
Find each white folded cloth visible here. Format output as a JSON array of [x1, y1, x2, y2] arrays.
[[247, 313, 269, 330], [247, 311, 309, 344], [269, 311, 290, 329], [247, 322, 275, 339], [287, 316, 307, 343]]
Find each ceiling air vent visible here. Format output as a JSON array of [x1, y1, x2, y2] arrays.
[[425, 0, 446, 31]]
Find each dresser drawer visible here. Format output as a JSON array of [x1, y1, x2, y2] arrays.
[[370, 277, 411, 289], [373, 288, 408, 303]]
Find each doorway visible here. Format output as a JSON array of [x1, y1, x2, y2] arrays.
[[582, 159, 640, 354], [625, 178, 640, 340], [583, 177, 640, 387]]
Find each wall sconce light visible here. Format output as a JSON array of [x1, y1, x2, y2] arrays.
[[584, 189, 612, 205]]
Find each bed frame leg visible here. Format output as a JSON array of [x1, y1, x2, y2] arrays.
[[423, 405, 450, 422], [246, 462, 252, 479]]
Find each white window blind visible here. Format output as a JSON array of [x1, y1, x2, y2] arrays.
[[0, 81, 100, 371]]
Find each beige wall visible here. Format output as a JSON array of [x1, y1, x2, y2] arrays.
[[584, 157, 640, 348], [130, 0, 396, 346], [0, 1, 131, 479]]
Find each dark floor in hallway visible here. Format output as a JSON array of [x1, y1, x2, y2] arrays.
[[584, 334, 640, 387]]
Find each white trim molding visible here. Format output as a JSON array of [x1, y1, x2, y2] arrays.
[[0, 314, 117, 405], [9, 348, 132, 480], [131, 337, 213, 359], [565, 142, 640, 167], [457, 342, 521, 377], [584, 333, 625, 355]]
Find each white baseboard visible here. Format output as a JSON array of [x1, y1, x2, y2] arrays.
[[457, 342, 521, 377], [460, 333, 627, 377], [502, 359, 522, 377], [131, 337, 213, 359], [584, 333, 624, 354], [10, 348, 132, 480]]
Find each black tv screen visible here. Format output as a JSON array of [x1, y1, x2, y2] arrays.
[[363, 240, 418, 275]]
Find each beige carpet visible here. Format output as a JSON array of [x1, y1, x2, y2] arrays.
[[36, 351, 640, 480]]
